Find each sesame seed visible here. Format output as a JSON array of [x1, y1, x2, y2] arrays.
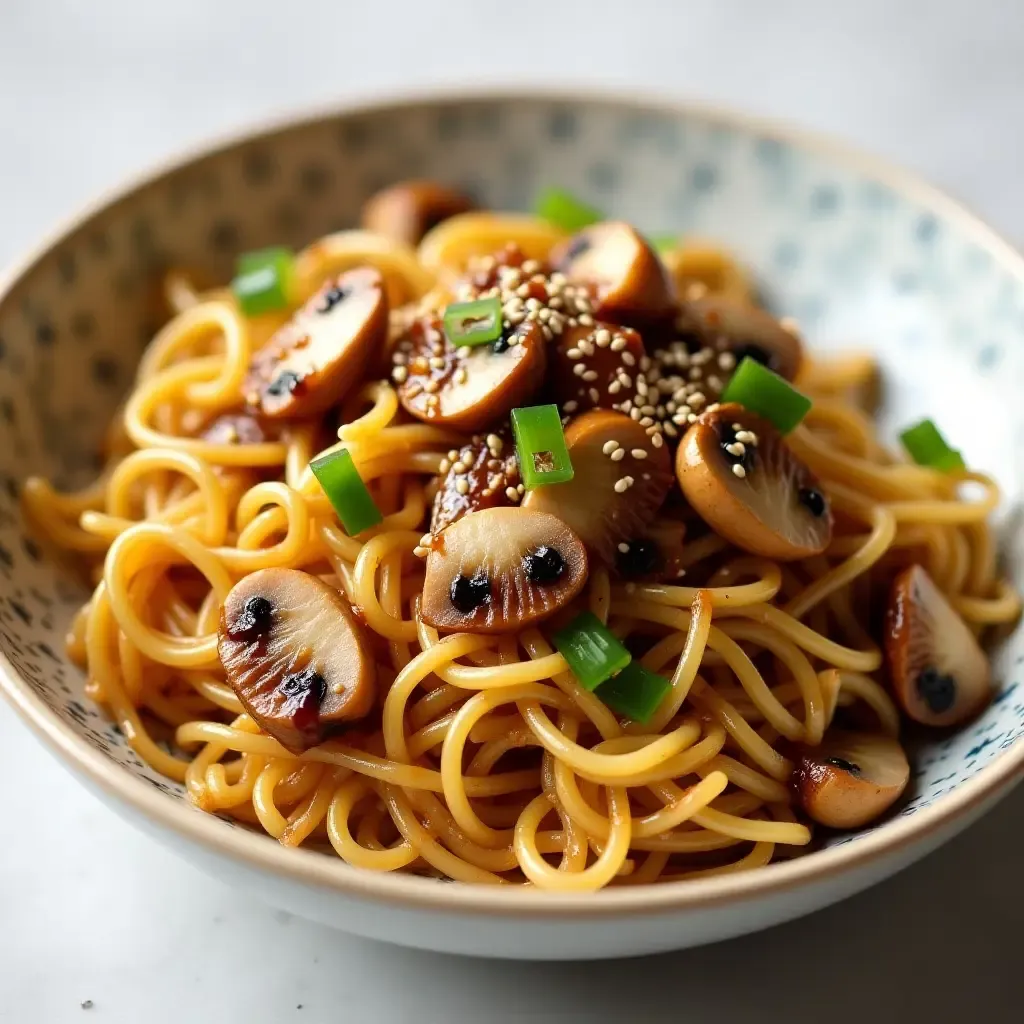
[[420, 533, 433, 546], [617, 542, 630, 554], [663, 422, 678, 438], [517, 483, 525, 494], [639, 416, 654, 427], [621, 351, 636, 366], [629, 408, 642, 421], [602, 440, 619, 455], [392, 366, 409, 383], [610, 448, 626, 462], [725, 442, 745, 457], [429, 356, 446, 370], [610, 336, 627, 352], [452, 461, 467, 474], [588, 387, 600, 402], [573, 363, 586, 377], [641, 404, 656, 416], [631, 449, 648, 459], [424, 380, 440, 394], [578, 314, 594, 326], [456, 479, 470, 495], [618, 373, 633, 387], [732, 464, 747, 479], [608, 380, 623, 395], [405, 383, 423, 399], [566, 347, 583, 360], [582, 370, 598, 382], [614, 478, 630, 493], [563, 400, 579, 413], [505, 486, 519, 502], [718, 351, 736, 371], [413, 546, 429, 558], [438, 459, 451, 473], [426, 395, 440, 408], [651, 433, 665, 448]]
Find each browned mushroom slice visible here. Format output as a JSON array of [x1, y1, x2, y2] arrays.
[[429, 430, 520, 536], [675, 403, 831, 560], [550, 221, 675, 324], [421, 507, 588, 633], [200, 411, 275, 445], [550, 321, 647, 415], [674, 295, 804, 382], [522, 410, 673, 564], [243, 266, 388, 420], [884, 564, 992, 727], [793, 731, 910, 829], [360, 180, 475, 246], [393, 317, 546, 432], [217, 568, 375, 753], [614, 518, 687, 582]]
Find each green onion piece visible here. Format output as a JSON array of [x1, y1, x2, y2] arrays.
[[720, 356, 812, 434], [535, 187, 603, 232], [596, 662, 673, 724], [899, 418, 965, 472], [232, 246, 294, 316], [651, 234, 680, 253], [511, 404, 574, 489], [552, 612, 632, 691], [443, 297, 503, 347], [310, 448, 382, 535]]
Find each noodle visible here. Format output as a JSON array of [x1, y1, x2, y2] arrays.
[[25, 198, 1020, 890]]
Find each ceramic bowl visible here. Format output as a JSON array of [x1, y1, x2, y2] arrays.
[[1, 90, 1022, 960]]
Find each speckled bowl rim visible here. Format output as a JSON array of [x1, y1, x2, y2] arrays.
[[1, 85, 1022, 919]]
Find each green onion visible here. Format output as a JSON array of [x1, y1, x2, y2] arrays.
[[310, 448, 382, 535], [511, 404, 574, 489], [720, 356, 812, 434], [651, 234, 680, 253], [899, 418, 965, 472], [535, 187, 603, 232], [232, 246, 294, 316], [596, 662, 672, 724], [443, 297, 503, 347], [552, 612, 632, 691]]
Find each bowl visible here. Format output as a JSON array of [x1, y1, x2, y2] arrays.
[[1, 89, 1022, 960]]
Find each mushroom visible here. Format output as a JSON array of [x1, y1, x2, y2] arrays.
[[550, 221, 675, 324], [393, 316, 546, 432], [675, 403, 832, 560], [429, 430, 520, 536], [674, 295, 804, 382], [217, 568, 375, 753], [614, 518, 687, 582], [522, 410, 673, 564], [885, 563, 992, 727], [421, 507, 588, 633], [550, 321, 648, 414], [199, 411, 275, 445], [243, 267, 388, 420], [360, 180, 475, 246], [793, 731, 910, 829]]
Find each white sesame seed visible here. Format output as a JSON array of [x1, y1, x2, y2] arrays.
[[563, 400, 579, 413], [452, 461, 467, 474], [578, 314, 594, 326], [617, 542, 630, 554], [566, 347, 583, 360], [589, 388, 600, 401], [618, 373, 633, 387], [621, 351, 636, 367], [725, 442, 745, 457], [517, 483, 525, 493], [608, 381, 622, 394], [602, 440, 619, 455], [629, 408, 642, 421], [614, 478, 630, 493], [582, 370, 598, 382], [718, 351, 736, 371], [505, 486, 519, 502], [631, 448, 648, 459], [573, 363, 586, 377], [732, 464, 747, 479], [663, 422, 678, 438], [392, 366, 408, 383], [429, 356, 446, 370], [424, 380, 440, 393], [641, 404, 656, 416], [610, 337, 627, 353], [651, 433, 665, 448], [610, 448, 626, 462], [413, 546, 429, 558], [639, 416, 654, 427]]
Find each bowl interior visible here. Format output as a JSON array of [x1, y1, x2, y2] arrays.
[[1, 94, 1021, 861]]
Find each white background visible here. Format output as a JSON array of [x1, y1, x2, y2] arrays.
[[1, 2, 1023, 1021]]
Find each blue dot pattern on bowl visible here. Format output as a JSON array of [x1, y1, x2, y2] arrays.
[[0, 97, 1021, 847]]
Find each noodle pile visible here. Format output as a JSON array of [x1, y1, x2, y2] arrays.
[[22, 209, 1021, 889]]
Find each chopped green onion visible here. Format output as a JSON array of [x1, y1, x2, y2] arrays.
[[511, 404, 574, 489], [651, 233, 681, 253], [232, 246, 294, 316], [310, 448, 382, 535], [552, 612, 632, 691], [443, 297, 503, 347], [720, 356, 812, 434], [535, 187, 603, 232], [596, 662, 672, 724], [899, 418, 965, 472]]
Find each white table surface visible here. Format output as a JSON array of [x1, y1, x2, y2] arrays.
[[2, 2, 1023, 1020]]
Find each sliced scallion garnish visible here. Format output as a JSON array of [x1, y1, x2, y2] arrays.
[[596, 661, 672, 724], [443, 297, 503, 347], [232, 246, 294, 316], [535, 187, 603, 233], [899, 418, 965, 472], [511, 404, 574, 489], [310, 448, 382, 535], [552, 611, 632, 691], [720, 356, 812, 434]]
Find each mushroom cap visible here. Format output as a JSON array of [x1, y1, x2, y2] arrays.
[[885, 563, 992, 727], [421, 507, 588, 634], [360, 180, 475, 246], [218, 568, 375, 753], [549, 320, 648, 415], [675, 403, 832, 560], [430, 430, 520, 535], [793, 731, 910, 830], [243, 266, 388, 420]]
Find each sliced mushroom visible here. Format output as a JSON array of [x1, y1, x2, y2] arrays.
[[550, 321, 647, 414], [360, 180, 475, 246], [217, 568, 375, 753], [522, 410, 673, 564], [675, 403, 832, 560], [421, 507, 588, 633], [429, 430, 520, 535], [674, 295, 803, 382], [393, 316, 546, 432], [614, 518, 687, 582], [793, 731, 910, 829], [199, 411, 275, 445], [243, 266, 387, 420], [885, 564, 992, 727], [550, 221, 675, 324]]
